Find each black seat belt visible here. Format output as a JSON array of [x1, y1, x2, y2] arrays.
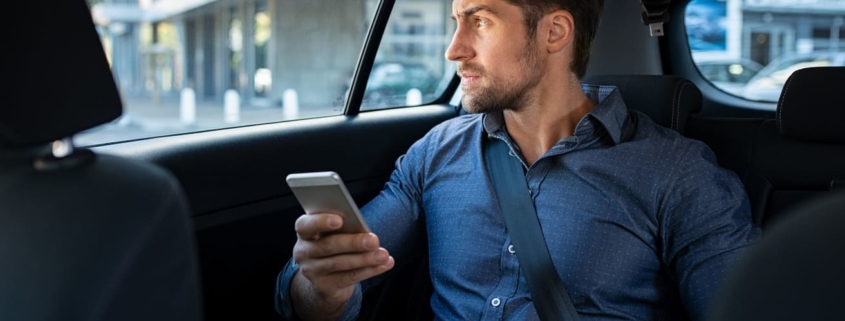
[[484, 137, 580, 321], [640, 0, 672, 37]]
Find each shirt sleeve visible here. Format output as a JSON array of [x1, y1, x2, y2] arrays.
[[274, 259, 364, 321], [660, 141, 762, 321], [274, 135, 430, 320], [356, 135, 430, 297]]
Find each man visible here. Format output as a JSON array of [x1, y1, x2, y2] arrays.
[[276, 0, 760, 320]]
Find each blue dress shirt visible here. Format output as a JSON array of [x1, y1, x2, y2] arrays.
[[277, 85, 760, 321]]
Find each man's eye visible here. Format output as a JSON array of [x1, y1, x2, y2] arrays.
[[475, 19, 488, 28]]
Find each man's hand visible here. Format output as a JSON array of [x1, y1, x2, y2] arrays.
[[290, 213, 394, 320]]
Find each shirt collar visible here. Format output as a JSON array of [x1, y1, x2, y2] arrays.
[[482, 84, 631, 145]]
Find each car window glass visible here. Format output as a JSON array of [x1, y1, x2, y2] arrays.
[[686, 0, 845, 105], [79, 0, 372, 146], [359, 0, 456, 111]]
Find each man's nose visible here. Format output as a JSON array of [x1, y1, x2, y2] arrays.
[[445, 26, 472, 62]]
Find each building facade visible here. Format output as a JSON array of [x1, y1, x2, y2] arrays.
[[91, 0, 453, 108]]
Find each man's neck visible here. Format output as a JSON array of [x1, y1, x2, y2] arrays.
[[503, 79, 596, 166]]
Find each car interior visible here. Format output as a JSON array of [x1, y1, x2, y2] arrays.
[[2, 0, 843, 320], [2, 2, 201, 320], [706, 189, 845, 321]]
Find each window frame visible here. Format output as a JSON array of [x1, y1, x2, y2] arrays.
[[345, 0, 460, 116], [664, 0, 779, 118]]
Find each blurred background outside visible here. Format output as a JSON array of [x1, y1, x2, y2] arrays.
[[81, 0, 456, 146], [687, 0, 845, 108], [77, 0, 841, 145]]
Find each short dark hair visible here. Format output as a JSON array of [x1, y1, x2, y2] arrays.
[[503, 0, 604, 79]]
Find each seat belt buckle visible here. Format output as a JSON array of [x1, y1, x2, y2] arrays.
[[640, 1, 670, 37], [648, 22, 664, 37], [648, 22, 663, 37]]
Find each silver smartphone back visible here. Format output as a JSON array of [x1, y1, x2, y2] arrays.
[[285, 171, 371, 234]]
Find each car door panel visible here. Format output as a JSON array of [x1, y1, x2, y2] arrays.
[[94, 104, 457, 320]]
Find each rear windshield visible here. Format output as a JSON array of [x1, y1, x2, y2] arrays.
[[686, 0, 845, 105]]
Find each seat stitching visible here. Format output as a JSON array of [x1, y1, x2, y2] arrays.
[[671, 81, 679, 130], [672, 81, 689, 131], [677, 82, 690, 130], [777, 74, 795, 133]]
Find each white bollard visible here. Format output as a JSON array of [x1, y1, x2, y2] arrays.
[[180, 87, 196, 125], [224, 89, 240, 123], [406, 88, 423, 106], [283, 89, 299, 119]]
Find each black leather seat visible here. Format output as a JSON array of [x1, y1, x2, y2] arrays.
[[0, 1, 202, 320], [582, 75, 703, 134], [689, 67, 845, 227], [707, 191, 845, 321], [744, 67, 845, 226]]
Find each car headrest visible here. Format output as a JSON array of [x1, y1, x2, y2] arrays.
[[0, 0, 122, 149], [776, 67, 845, 144], [707, 191, 845, 321], [582, 75, 702, 134]]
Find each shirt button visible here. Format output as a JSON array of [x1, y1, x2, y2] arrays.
[[491, 297, 501, 307], [507, 245, 516, 254], [528, 189, 533, 196]]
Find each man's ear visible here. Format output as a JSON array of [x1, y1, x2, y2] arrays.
[[545, 10, 574, 53]]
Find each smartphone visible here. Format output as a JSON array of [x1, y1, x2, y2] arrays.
[[285, 171, 371, 235]]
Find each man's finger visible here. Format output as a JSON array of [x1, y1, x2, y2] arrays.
[[302, 248, 390, 275], [313, 256, 395, 292], [294, 233, 378, 261], [295, 213, 343, 240], [305, 233, 378, 258]]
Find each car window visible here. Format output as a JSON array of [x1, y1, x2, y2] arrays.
[[686, 0, 845, 105], [79, 0, 374, 146], [360, 0, 456, 111]]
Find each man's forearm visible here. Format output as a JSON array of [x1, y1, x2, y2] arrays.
[[290, 270, 348, 321]]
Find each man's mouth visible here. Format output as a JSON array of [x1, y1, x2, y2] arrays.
[[460, 73, 480, 86]]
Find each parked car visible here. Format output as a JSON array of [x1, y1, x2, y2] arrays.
[[694, 57, 763, 96], [361, 62, 440, 109], [743, 52, 845, 103]]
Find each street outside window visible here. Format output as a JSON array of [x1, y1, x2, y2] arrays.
[[686, 0, 845, 108], [360, 0, 457, 111], [80, 0, 376, 146]]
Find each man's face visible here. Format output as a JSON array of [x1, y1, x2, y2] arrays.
[[446, 0, 544, 113]]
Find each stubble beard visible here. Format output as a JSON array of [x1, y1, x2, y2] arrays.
[[460, 38, 543, 114]]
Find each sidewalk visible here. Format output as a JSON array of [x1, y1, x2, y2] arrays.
[[75, 95, 341, 146]]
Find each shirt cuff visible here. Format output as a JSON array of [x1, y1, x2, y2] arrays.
[[275, 259, 363, 321], [337, 283, 363, 321]]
